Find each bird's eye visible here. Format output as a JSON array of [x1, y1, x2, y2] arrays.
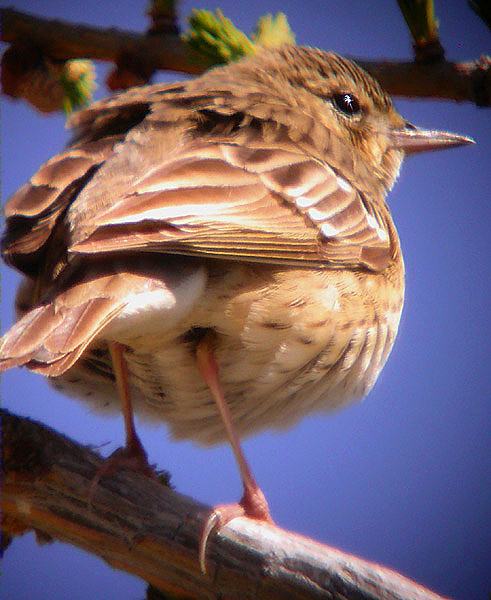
[[332, 93, 361, 117]]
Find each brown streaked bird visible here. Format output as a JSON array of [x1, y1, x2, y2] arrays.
[[0, 46, 473, 568]]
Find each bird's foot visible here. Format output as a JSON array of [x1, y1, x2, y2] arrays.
[[199, 485, 273, 574], [89, 435, 157, 502]]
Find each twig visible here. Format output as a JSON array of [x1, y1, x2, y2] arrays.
[[1, 409, 447, 600], [1, 7, 490, 106]]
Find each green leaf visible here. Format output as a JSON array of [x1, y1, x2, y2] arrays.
[[253, 13, 296, 48], [183, 9, 297, 66], [183, 9, 255, 66], [59, 60, 96, 115]]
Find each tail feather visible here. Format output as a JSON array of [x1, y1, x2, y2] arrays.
[[0, 296, 124, 377], [1, 258, 199, 378]]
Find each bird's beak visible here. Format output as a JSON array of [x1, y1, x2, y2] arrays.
[[390, 123, 475, 155]]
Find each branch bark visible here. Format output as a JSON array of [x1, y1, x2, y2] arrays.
[[2, 409, 447, 600], [1, 7, 490, 106], [0, 7, 211, 74]]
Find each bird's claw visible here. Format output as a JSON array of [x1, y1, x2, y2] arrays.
[[199, 504, 251, 575], [199, 509, 221, 574], [199, 498, 273, 575]]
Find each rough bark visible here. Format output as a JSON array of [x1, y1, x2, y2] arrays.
[[2, 409, 447, 600]]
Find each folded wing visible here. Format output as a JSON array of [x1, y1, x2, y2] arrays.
[[71, 131, 392, 272]]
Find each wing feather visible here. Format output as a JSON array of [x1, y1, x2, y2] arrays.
[[4, 79, 394, 276], [71, 135, 392, 271], [2, 137, 122, 276]]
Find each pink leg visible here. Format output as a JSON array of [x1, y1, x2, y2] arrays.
[[196, 335, 272, 572], [110, 341, 146, 457], [90, 342, 155, 496]]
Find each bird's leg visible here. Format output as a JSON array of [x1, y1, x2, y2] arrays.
[[89, 342, 156, 496], [196, 333, 273, 572]]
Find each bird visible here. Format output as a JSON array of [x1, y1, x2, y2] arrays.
[[0, 45, 473, 566]]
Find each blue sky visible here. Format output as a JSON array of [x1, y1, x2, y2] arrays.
[[1, 1, 490, 599]]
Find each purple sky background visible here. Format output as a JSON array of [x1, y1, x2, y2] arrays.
[[1, 1, 490, 599]]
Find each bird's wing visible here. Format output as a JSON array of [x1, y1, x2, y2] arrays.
[[70, 130, 392, 272], [1, 137, 121, 277], [3, 80, 392, 276], [1, 82, 183, 277]]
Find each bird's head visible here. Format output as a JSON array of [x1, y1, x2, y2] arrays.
[[199, 46, 473, 194]]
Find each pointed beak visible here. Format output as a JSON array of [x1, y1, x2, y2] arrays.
[[391, 123, 475, 155]]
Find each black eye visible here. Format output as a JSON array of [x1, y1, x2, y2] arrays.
[[332, 93, 361, 116]]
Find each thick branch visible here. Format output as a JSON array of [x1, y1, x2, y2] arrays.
[[1, 7, 490, 106], [0, 7, 211, 74], [1, 409, 446, 600], [358, 57, 491, 106]]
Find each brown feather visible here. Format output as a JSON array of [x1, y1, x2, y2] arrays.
[[0, 47, 411, 445], [2, 137, 123, 277], [69, 133, 392, 271], [0, 278, 125, 376]]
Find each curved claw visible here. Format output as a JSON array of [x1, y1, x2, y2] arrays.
[[199, 510, 222, 574], [198, 498, 273, 575]]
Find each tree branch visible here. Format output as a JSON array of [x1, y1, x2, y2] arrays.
[[1, 7, 490, 106], [358, 57, 491, 106], [0, 7, 211, 74], [2, 409, 447, 599]]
